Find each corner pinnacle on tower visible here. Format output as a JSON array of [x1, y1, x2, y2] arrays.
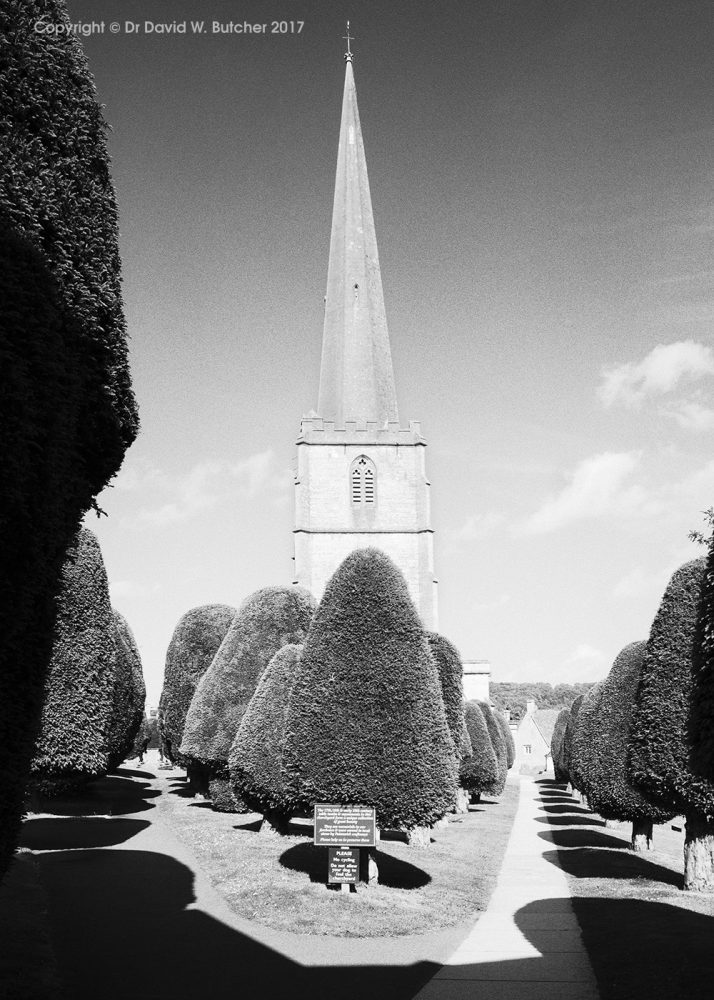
[[316, 27, 399, 427]]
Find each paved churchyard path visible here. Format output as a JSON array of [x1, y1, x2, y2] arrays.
[[412, 778, 599, 1000], [20, 754, 599, 1000]]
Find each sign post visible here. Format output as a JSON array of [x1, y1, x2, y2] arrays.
[[314, 804, 376, 892]]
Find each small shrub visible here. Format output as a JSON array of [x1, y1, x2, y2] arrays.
[[459, 701, 498, 796], [550, 708, 569, 782], [476, 701, 508, 796], [493, 710, 515, 769]]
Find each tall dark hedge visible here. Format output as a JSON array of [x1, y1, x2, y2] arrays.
[[159, 604, 236, 764], [30, 528, 116, 788], [551, 708, 569, 782], [629, 559, 714, 817], [180, 587, 316, 778], [427, 631, 469, 758], [229, 644, 303, 815], [0, 2, 138, 877], [692, 534, 714, 782], [460, 700, 498, 795], [576, 642, 673, 823], [106, 611, 146, 771], [282, 549, 458, 830], [562, 694, 584, 787], [494, 710, 515, 769], [476, 701, 508, 796]]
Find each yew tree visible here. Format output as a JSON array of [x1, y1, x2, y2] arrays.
[[282, 549, 458, 836], [628, 558, 714, 888]]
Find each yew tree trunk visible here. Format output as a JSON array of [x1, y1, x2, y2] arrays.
[[259, 809, 291, 835], [359, 846, 379, 885], [684, 813, 714, 891], [455, 788, 470, 813], [630, 818, 653, 852]]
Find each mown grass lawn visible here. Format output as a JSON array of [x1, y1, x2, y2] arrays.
[[156, 772, 520, 937]]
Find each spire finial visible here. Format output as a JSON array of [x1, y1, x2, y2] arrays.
[[343, 20, 354, 62]]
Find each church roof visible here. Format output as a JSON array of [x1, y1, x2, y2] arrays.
[[317, 50, 399, 427], [532, 709, 560, 746]]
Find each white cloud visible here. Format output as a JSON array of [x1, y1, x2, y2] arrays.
[[518, 451, 650, 535], [663, 400, 714, 432], [599, 340, 714, 409], [134, 450, 287, 527], [451, 511, 506, 541], [472, 593, 511, 613]]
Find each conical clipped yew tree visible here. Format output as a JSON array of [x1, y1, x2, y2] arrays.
[[30, 528, 116, 792], [106, 611, 146, 771], [629, 558, 714, 889], [551, 708, 570, 782], [692, 525, 714, 781], [477, 701, 508, 796], [427, 632, 470, 758], [460, 700, 498, 799], [576, 642, 674, 850], [494, 711, 516, 769], [180, 586, 316, 810], [229, 644, 303, 831], [282, 549, 458, 833], [569, 681, 604, 796], [159, 604, 236, 765], [562, 695, 584, 788], [0, 2, 138, 879]]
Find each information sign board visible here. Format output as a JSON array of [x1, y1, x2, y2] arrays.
[[313, 804, 376, 847], [327, 846, 360, 884]]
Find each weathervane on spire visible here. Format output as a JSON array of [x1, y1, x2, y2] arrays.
[[343, 20, 354, 62]]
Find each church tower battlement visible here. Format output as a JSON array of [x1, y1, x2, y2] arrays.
[[293, 32, 438, 627]]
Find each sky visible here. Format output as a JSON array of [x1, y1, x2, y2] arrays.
[[59, 0, 714, 705]]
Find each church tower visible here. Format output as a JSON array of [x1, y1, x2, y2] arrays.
[[293, 34, 438, 627]]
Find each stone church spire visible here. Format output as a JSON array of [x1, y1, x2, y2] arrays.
[[317, 42, 399, 427]]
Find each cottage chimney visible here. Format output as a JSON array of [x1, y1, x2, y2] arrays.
[[526, 699, 536, 715]]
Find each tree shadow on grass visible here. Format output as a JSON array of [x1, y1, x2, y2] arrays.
[[232, 817, 263, 832], [28, 774, 160, 817], [535, 814, 605, 827], [19, 817, 150, 851], [279, 843, 431, 889], [540, 802, 593, 815], [36, 848, 438, 1000], [543, 847, 681, 887], [539, 828, 629, 849]]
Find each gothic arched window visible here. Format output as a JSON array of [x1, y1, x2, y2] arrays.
[[350, 455, 376, 505]]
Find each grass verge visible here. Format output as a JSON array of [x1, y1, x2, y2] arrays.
[[156, 773, 520, 937]]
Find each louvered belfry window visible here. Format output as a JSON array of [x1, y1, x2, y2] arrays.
[[351, 455, 376, 505]]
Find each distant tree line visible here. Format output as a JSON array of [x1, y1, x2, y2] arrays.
[[490, 682, 596, 721]]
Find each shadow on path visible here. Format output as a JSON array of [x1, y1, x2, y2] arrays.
[[19, 817, 150, 851], [568, 897, 714, 1000], [29, 773, 159, 817], [538, 828, 629, 849], [37, 848, 438, 1000]]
